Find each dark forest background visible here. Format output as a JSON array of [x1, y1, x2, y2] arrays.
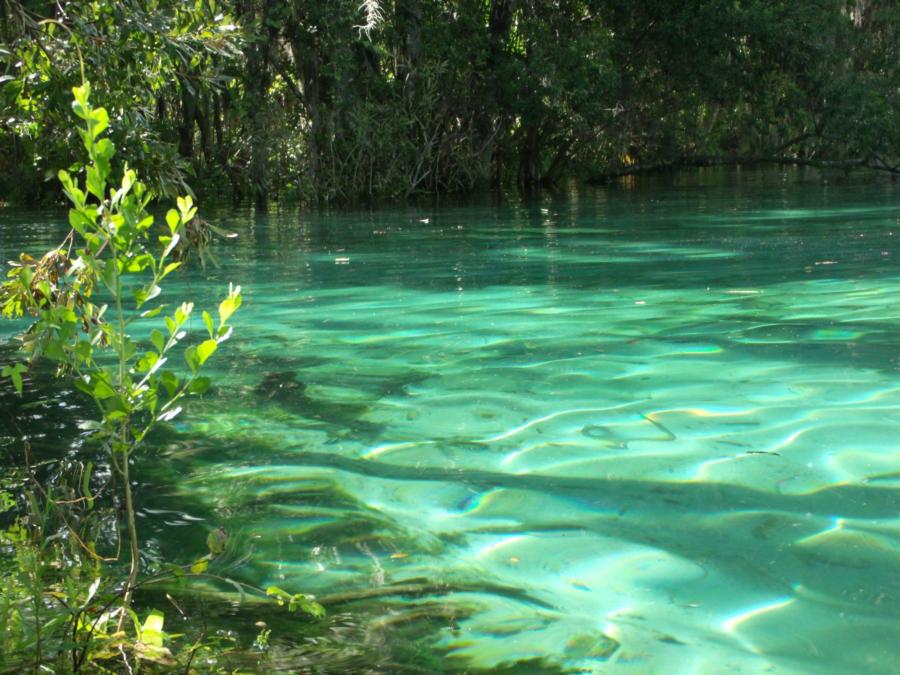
[[2, 0, 898, 206]]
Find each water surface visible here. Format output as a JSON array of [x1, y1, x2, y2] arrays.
[[2, 169, 899, 672]]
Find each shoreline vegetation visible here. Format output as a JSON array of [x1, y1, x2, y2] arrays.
[[588, 153, 900, 184], [2, 1, 897, 207]]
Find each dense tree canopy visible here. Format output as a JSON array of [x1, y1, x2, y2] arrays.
[[1, 0, 897, 205]]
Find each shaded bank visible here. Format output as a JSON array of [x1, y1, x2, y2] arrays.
[[2, 1, 898, 204]]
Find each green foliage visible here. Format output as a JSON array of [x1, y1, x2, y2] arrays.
[[2, 1, 897, 203], [266, 586, 326, 620], [0, 81, 250, 670], [0, 0, 241, 201], [0, 495, 220, 671], [1, 82, 241, 439]]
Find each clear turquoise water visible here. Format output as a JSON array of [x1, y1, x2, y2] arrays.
[[2, 170, 900, 672]]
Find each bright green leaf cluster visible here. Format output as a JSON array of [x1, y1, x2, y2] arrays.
[[266, 586, 326, 620], [1, 84, 242, 449]]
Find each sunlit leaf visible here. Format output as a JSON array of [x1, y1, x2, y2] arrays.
[[141, 610, 165, 648], [202, 310, 214, 338], [218, 286, 242, 324], [197, 339, 217, 365], [85, 577, 101, 604], [190, 558, 209, 574], [162, 261, 181, 277], [141, 305, 166, 320], [165, 209, 180, 233]]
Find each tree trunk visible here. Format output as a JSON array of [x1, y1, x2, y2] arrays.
[[237, 0, 276, 209], [395, 0, 422, 93], [198, 93, 213, 166], [178, 86, 196, 162], [541, 137, 575, 187], [519, 124, 541, 191]]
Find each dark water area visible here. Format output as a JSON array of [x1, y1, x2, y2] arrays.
[[2, 168, 899, 672]]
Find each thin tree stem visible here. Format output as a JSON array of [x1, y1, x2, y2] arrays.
[[110, 236, 140, 633], [117, 449, 140, 631]]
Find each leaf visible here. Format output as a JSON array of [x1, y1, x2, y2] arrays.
[[89, 107, 109, 140], [71, 83, 90, 119], [162, 261, 181, 278], [2, 363, 26, 396], [85, 577, 101, 605], [9, 370, 22, 396], [265, 586, 325, 619], [184, 345, 199, 373], [135, 351, 160, 373], [190, 558, 209, 574], [136, 214, 154, 231], [73, 377, 93, 397], [266, 586, 289, 603], [162, 233, 180, 259], [175, 302, 193, 325], [218, 286, 242, 324], [159, 371, 179, 397], [165, 209, 180, 234], [216, 324, 233, 342], [189, 376, 211, 395], [68, 209, 93, 236], [93, 139, 115, 179], [74, 340, 93, 364], [94, 137, 114, 160], [202, 310, 214, 338], [197, 339, 217, 365], [134, 284, 161, 307], [126, 253, 153, 273], [141, 305, 166, 320], [140, 610, 165, 648], [86, 166, 105, 200], [176, 195, 194, 220], [293, 596, 326, 619], [150, 329, 165, 353], [118, 171, 136, 203], [122, 338, 137, 362], [91, 377, 116, 400]]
